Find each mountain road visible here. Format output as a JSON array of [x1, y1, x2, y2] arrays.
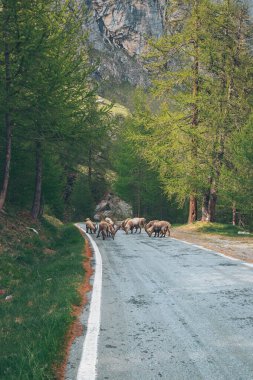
[[69, 226, 253, 380]]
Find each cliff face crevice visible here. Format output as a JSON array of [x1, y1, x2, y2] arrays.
[[91, 0, 166, 56], [85, 0, 168, 86]]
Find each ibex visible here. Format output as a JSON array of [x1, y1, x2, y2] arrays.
[[85, 218, 97, 234], [96, 221, 119, 240], [146, 220, 171, 237], [125, 217, 146, 234]]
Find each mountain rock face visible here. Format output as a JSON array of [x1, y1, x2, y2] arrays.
[[85, 0, 168, 86]]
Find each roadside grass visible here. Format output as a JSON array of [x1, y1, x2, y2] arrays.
[[196, 222, 242, 236], [0, 214, 85, 379], [175, 221, 249, 237]]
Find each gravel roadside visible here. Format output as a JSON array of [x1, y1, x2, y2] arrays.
[[172, 227, 253, 263]]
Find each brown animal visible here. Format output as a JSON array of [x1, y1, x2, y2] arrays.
[[96, 221, 119, 240], [96, 221, 109, 240], [120, 218, 131, 231], [145, 220, 159, 230], [125, 217, 146, 234], [146, 220, 171, 237], [85, 218, 97, 234], [108, 224, 120, 240], [105, 217, 114, 227]]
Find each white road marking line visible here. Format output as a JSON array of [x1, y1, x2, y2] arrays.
[[76, 226, 102, 380], [244, 263, 253, 268], [170, 237, 253, 269]]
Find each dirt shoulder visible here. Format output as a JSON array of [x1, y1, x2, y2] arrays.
[[172, 226, 253, 264]]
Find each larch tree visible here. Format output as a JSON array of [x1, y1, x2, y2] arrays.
[[137, 0, 213, 223], [199, 0, 253, 221], [126, 0, 253, 223], [0, 0, 110, 219]]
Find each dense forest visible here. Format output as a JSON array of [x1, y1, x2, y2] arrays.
[[1, 0, 253, 227], [0, 0, 112, 221]]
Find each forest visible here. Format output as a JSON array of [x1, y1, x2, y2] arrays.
[[1, 0, 253, 228]]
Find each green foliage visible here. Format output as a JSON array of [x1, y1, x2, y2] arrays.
[[0, 218, 85, 380], [220, 115, 253, 214], [42, 153, 65, 218], [123, 0, 253, 223], [138, 1, 214, 204], [0, 0, 112, 219], [99, 80, 136, 111], [70, 174, 96, 221], [112, 106, 187, 222], [7, 143, 35, 208], [1, 0, 253, 227]]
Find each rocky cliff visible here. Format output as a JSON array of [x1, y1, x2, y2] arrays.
[[85, 0, 169, 86], [94, 192, 133, 221]]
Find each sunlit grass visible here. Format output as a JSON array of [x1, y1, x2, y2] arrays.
[[96, 95, 130, 117], [175, 221, 250, 237]]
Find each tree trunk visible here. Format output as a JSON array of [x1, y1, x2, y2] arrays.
[[160, 194, 163, 220], [201, 190, 211, 222], [188, 195, 197, 223], [188, 2, 199, 225], [88, 147, 92, 189], [63, 172, 77, 202], [238, 213, 245, 228], [0, 3, 13, 211], [201, 177, 212, 222], [209, 188, 217, 222], [201, 181, 217, 222], [136, 182, 141, 217], [232, 203, 236, 226], [31, 142, 42, 219], [136, 165, 142, 217], [39, 194, 44, 218], [0, 113, 12, 211]]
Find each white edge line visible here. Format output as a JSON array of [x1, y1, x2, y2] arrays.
[[76, 225, 102, 380], [170, 237, 253, 269]]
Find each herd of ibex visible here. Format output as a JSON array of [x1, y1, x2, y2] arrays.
[[85, 217, 171, 240]]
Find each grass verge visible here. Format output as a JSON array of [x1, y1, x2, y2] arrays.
[[0, 213, 85, 379], [175, 221, 249, 237]]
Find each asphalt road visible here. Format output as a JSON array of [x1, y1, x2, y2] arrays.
[[68, 227, 253, 380]]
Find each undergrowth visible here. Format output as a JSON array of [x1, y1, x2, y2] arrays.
[[0, 213, 85, 379]]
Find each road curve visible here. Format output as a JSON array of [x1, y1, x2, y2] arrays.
[[78, 226, 253, 380]]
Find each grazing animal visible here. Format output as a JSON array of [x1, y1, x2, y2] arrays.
[[145, 220, 159, 230], [96, 221, 109, 240], [125, 217, 146, 234], [96, 221, 119, 240], [146, 220, 171, 237], [108, 224, 120, 240], [120, 218, 131, 231], [85, 218, 97, 234], [105, 217, 114, 227]]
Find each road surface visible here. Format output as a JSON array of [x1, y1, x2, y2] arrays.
[[67, 226, 253, 380]]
